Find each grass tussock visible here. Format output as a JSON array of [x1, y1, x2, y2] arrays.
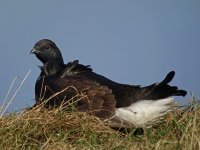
[[0, 99, 200, 150]]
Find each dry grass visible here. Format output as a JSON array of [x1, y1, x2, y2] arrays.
[[0, 97, 200, 150]]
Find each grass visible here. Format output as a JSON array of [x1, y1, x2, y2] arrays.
[[0, 97, 200, 150], [0, 73, 199, 149]]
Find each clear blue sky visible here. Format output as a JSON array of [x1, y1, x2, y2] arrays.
[[0, 1, 199, 112]]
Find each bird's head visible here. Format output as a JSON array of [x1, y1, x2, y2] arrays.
[[31, 39, 64, 64]]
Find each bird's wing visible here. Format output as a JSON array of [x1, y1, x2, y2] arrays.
[[35, 75, 116, 119]]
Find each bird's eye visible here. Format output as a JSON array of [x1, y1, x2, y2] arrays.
[[45, 45, 50, 49]]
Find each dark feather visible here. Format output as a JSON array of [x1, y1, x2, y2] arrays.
[[35, 76, 116, 119], [61, 60, 92, 77]]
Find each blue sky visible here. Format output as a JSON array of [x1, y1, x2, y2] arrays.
[[0, 1, 200, 112]]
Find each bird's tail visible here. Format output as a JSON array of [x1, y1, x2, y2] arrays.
[[108, 71, 187, 128], [141, 71, 187, 100]]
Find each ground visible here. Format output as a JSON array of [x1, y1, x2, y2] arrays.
[[0, 97, 199, 150]]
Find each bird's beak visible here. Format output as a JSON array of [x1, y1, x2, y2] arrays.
[[30, 48, 39, 54]]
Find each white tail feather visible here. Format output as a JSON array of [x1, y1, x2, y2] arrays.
[[115, 97, 173, 127]]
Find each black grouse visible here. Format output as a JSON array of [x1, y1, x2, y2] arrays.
[[31, 39, 187, 128]]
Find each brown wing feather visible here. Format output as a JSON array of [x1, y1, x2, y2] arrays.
[[35, 76, 116, 119]]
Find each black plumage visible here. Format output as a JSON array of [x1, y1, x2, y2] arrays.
[[31, 39, 187, 126]]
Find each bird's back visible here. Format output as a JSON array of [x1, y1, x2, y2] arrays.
[[35, 60, 186, 108]]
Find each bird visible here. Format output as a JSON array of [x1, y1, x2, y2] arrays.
[[30, 39, 187, 128]]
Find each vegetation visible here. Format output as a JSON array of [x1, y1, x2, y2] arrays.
[[0, 97, 199, 150]]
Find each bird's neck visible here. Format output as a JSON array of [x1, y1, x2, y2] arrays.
[[42, 59, 64, 76]]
